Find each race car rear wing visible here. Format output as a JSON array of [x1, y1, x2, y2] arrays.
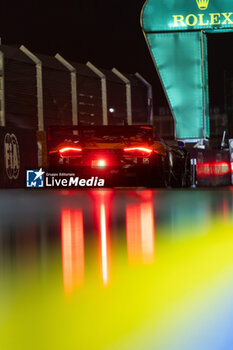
[[47, 125, 155, 145]]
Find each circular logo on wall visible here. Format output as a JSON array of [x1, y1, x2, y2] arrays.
[[4, 133, 20, 180]]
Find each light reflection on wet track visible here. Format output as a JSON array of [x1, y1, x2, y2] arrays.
[[1, 188, 233, 349]]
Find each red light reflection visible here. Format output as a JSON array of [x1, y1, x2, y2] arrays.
[[91, 190, 112, 286], [126, 199, 155, 265], [222, 199, 229, 222], [100, 203, 108, 285], [61, 209, 85, 294]]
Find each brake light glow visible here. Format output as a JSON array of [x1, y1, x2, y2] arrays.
[[92, 159, 106, 168], [196, 162, 230, 177], [123, 147, 152, 155], [59, 146, 82, 158]]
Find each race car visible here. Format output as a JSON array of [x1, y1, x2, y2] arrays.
[[47, 125, 191, 188]]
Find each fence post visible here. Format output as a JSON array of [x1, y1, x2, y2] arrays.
[[0, 50, 5, 127], [86, 61, 108, 125], [55, 53, 78, 126], [135, 72, 153, 125], [20, 45, 45, 167], [112, 68, 132, 125]]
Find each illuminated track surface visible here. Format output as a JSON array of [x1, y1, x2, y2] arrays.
[[1, 188, 233, 349]]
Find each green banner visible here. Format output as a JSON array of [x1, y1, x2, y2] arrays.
[[142, 0, 233, 139], [202, 32, 210, 138], [147, 32, 208, 139]]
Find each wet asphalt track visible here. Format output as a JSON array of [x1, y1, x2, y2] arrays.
[[1, 187, 233, 350]]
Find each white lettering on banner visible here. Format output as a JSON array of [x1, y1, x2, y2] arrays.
[[172, 12, 233, 27]]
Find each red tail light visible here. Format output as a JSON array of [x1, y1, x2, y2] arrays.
[[59, 146, 82, 158], [139, 126, 152, 130], [123, 147, 153, 157], [196, 162, 230, 177]]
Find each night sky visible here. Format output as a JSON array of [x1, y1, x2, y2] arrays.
[[0, 0, 167, 106], [0, 0, 232, 109]]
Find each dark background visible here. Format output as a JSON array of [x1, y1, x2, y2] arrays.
[[0, 0, 232, 111], [0, 0, 165, 107]]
